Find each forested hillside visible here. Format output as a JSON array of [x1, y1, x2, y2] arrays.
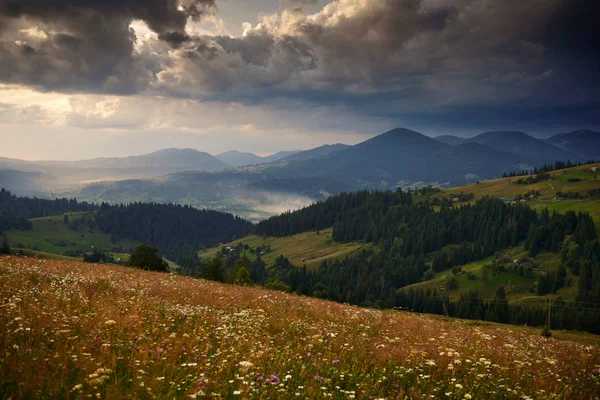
[[95, 203, 252, 265], [212, 188, 600, 332], [0, 188, 96, 231], [1, 189, 252, 267]]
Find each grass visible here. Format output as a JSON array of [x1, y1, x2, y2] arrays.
[[0, 256, 599, 399], [441, 163, 600, 234], [404, 246, 580, 304], [6, 212, 138, 258], [201, 228, 370, 269], [10, 248, 81, 261], [443, 163, 600, 199]]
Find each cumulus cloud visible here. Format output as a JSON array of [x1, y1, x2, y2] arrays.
[[0, 0, 216, 93], [147, 0, 599, 112], [0, 0, 598, 128]]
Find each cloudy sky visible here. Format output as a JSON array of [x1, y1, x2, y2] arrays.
[[1, 0, 598, 160]]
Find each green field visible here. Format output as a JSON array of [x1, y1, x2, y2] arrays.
[[441, 163, 600, 233], [201, 227, 370, 268], [6, 212, 138, 258], [403, 245, 579, 304], [443, 163, 600, 199]]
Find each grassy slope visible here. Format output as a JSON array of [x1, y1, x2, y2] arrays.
[[6, 212, 138, 258], [442, 163, 600, 233], [200, 165, 598, 305], [404, 246, 576, 304], [201, 228, 370, 268], [402, 165, 600, 304], [1, 256, 598, 399]]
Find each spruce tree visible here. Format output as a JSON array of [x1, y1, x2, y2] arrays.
[[1, 236, 10, 255]]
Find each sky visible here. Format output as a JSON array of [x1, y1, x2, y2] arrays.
[[0, 0, 598, 160]]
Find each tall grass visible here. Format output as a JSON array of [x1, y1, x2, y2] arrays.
[[1, 255, 599, 399]]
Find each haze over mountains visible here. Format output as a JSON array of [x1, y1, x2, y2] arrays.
[[1, 128, 598, 220], [215, 150, 301, 168]]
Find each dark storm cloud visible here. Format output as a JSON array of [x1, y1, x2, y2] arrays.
[[0, 0, 598, 132], [154, 0, 596, 131], [0, 0, 215, 93]]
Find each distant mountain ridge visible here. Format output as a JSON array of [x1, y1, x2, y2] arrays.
[[216, 150, 301, 167], [546, 130, 600, 160], [434, 135, 466, 145], [215, 150, 264, 168], [463, 131, 574, 163], [2, 127, 599, 219], [279, 144, 351, 163], [434, 129, 600, 164]]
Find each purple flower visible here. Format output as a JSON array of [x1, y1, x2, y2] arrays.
[[270, 375, 280, 384], [332, 359, 340, 364]]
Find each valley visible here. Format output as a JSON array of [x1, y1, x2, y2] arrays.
[[1, 129, 598, 220], [3, 162, 599, 326]]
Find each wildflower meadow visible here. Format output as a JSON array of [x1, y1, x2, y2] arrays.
[[1, 255, 599, 399]]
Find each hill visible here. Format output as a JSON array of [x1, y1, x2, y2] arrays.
[[201, 227, 369, 269], [464, 131, 575, 163], [202, 170, 600, 332], [434, 135, 467, 145], [64, 148, 231, 171], [0, 189, 253, 267], [441, 163, 600, 232], [215, 150, 304, 168], [279, 144, 351, 163], [266, 128, 533, 186], [215, 150, 264, 167], [1, 255, 598, 399], [0, 148, 232, 196], [6, 211, 138, 257], [262, 150, 301, 163], [546, 129, 600, 160], [5, 127, 598, 218]]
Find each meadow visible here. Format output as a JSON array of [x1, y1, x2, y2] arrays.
[[201, 228, 368, 269], [405, 246, 571, 304], [442, 163, 600, 234], [1, 256, 599, 399], [7, 212, 138, 257]]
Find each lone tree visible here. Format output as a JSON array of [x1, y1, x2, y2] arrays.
[[129, 244, 168, 272], [234, 260, 253, 286], [202, 258, 225, 282], [1, 236, 10, 255]]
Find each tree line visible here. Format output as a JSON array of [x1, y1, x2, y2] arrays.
[[0, 188, 95, 231], [0, 189, 253, 268], [502, 159, 598, 178], [95, 202, 252, 267]]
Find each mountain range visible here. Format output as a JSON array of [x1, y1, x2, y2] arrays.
[[1, 128, 598, 219], [215, 150, 301, 168]]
